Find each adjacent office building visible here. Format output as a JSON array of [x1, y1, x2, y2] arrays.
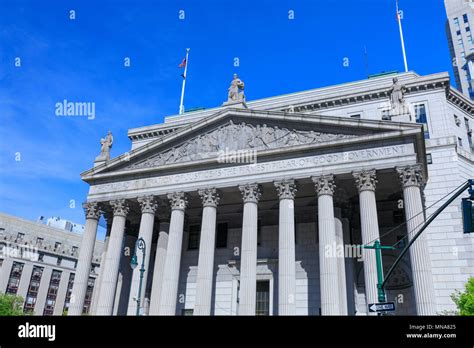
[[445, 0, 474, 99], [0, 213, 104, 315]]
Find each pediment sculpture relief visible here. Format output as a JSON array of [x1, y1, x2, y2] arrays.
[[125, 121, 357, 170]]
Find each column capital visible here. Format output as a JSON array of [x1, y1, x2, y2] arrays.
[[239, 183, 262, 203], [274, 179, 297, 200], [198, 188, 220, 208], [137, 195, 158, 214], [312, 175, 335, 196], [110, 199, 130, 217], [83, 201, 102, 220], [396, 164, 424, 189], [352, 169, 377, 192], [167, 192, 188, 211]]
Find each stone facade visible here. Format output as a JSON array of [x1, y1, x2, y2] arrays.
[[68, 71, 473, 316], [0, 213, 104, 315]]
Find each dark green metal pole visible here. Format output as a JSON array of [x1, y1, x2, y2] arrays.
[[374, 241, 386, 302], [364, 241, 395, 304], [135, 237, 146, 316]]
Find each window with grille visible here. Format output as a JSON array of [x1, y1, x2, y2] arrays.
[[255, 281, 270, 316]]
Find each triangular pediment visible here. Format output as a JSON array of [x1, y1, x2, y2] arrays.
[[124, 120, 359, 171], [81, 108, 423, 181]]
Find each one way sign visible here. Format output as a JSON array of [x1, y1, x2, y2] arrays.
[[368, 302, 396, 313]]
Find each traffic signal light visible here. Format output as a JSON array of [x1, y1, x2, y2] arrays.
[[462, 198, 474, 234]]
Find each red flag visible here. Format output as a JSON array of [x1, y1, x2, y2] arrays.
[[178, 58, 186, 68]]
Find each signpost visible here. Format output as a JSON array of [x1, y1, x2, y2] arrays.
[[368, 302, 396, 313]]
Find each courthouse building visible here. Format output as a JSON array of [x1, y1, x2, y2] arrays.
[[68, 71, 473, 316]]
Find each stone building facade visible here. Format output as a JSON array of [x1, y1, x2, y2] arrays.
[[0, 213, 104, 315], [68, 71, 472, 316]]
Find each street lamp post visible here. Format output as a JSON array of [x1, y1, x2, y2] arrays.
[[130, 237, 146, 316]]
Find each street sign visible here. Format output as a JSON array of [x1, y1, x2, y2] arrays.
[[368, 302, 396, 313]]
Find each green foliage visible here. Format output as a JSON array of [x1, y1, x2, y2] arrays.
[[451, 277, 474, 316], [0, 293, 25, 316]]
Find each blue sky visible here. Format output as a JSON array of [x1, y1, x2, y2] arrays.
[[0, 0, 454, 235]]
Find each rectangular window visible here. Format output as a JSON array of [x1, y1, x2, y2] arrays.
[[6, 262, 24, 295], [43, 270, 62, 316], [36, 237, 43, 246], [454, 115, 461, 126], [216, 223, 228, 248], [72, 246, 78, 254], [56, 257, 62, 266], [63, 273, 75, 314], [16, 233, 24, 242], [454, 17, 459, 28], [426, 153, 433, 164], [24, 266, 44, 313], [255, 281, 270, 316], [54, 242, 61, 250], [414, 104, 430, 139], [458, 137, 463, 147], [466, 26, 471, 32], [463, 14, 468, 23], [188, 225, 200, 250]]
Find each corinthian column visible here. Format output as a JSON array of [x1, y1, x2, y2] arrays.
[[158, 192, 188, 315], [274, 180, 297, 315], [313, 175, 340, 315], [96, 199, 129, 315], [194, 188, 220, 315], [397, 164, 436, 315], [127, 196, 158, 315], [149, 206, 170, 315], [68, 202, 101, 316], [238, 183, 261, 315], [352, 169, 380, 315]]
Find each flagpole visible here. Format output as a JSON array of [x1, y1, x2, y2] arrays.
[[396, 0, 409, 72], [179, 48, 190, 115]]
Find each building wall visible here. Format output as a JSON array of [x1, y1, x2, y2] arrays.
[[0, 213, 104, 315], [444, 0, 474, 98]]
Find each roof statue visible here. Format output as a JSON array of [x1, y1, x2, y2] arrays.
[[223, 74, 247, 107], [95, 130, 113, 162]]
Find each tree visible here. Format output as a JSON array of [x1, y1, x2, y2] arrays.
[[451, 277, 474, 316], [0, 293, 24, 316]]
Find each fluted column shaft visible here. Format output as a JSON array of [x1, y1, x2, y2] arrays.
[[238, 184, 261, 315], [313, 175, 340, 315], [194, 188, 220, 315], [69, 202, 101, 316], [275, 180, 297, 315], [96, 199, 129, 315], [159, 192, 188, 315], [149, 221, 169, 315], [334, 208, 348, 315], [397, 165, 436, 315], [353, 170, 380, 315], [127, 196, 158, 315]]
